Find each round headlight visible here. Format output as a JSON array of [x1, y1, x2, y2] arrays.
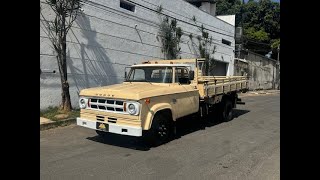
[[79, 98, 86, 109], [128, 103, 136, 114]]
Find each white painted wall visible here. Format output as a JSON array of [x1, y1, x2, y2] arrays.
[[40, 0, 235, 109], [216, 15, 236, 26]]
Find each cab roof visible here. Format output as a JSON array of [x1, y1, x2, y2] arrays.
[[131, 64, 190, 67]]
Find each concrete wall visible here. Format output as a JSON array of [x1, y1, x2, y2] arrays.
[[234, 50, 279, 90], [40, 0, 235, 109], [216, 15, 235, 26], [199, 2, 216, 16]]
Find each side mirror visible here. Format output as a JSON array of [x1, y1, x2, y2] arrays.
[[124, 67, 131, 80], [189, 70, 194, 80]]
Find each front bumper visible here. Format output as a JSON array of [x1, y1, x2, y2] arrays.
[[76, 118, 142, 137]]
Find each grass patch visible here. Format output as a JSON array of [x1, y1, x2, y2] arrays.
[[40, 106, 80, 121]]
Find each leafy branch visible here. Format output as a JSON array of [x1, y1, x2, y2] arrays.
[[156, 5, 183, 60], [191, 17, 217, 76]]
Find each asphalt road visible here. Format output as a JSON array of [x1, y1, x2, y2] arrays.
[[40, 94, 280, 180]]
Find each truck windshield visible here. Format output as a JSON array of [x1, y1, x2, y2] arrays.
[[126, 67, 173, 83]]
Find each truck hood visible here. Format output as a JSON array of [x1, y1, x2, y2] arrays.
[[80, 82, 173, 100]]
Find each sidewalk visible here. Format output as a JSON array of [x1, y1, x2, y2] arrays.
[[40, 117, 76, 131], [238, 89, 280, 97], [40, 117, 54, 125]]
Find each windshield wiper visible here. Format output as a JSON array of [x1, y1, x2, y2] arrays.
[[124, 79, 132, 83], [143, 79, 153, 84]]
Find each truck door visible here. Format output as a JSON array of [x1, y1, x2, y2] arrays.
[[174, 67, 199, 118]]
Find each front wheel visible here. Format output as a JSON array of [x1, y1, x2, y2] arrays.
[[143, 113, 173, 146]]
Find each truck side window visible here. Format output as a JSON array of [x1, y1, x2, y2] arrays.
[[151, 69, 161, 82], [132, 69, 145, 80], [176, 68, 190, 84]]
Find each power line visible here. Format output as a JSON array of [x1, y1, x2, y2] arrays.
[[41, 16, 232, 57], [85, 0, 234, 38], [41, 1, 233, 60], [81, 0, 231, 44], [41, 0, 235, 50], [139, 0, 234, 34], [41, 31, 230, 60], [40, 53, 131, 66], [81, 1, 235, 49], [40, 35, 163, 59]]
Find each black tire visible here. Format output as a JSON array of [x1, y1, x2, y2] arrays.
[[143, 113, 173, 147], [221, 99, 234, 122]]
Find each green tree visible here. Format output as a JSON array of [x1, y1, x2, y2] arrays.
[[270, 38, 280, 58], [216, 0, 242, 27], [216, 0, 280, 57], [245, 27, 269, 42]]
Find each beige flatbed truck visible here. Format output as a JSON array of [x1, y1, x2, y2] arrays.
[[77, 58, 248, 145]]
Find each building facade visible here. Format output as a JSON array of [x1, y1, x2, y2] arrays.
[[40, 0, 235, 109], [234, 50, 279, 90]]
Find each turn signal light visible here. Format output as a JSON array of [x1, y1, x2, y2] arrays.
[[145, 98, 151, 104]]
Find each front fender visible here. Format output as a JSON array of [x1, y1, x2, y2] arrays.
[[142, 103, 175, 130]]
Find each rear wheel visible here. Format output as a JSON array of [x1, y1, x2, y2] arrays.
[[221, 99, 233, 122]]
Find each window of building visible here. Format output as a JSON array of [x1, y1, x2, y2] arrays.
[[120, 0, 135, 12], [222, 39, 231, 46]]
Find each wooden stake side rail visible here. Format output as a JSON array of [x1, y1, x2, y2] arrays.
[[196, 76, 249, 98], [141, 58, 249, 98]]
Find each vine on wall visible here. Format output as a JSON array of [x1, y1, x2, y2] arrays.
[[191, 16, 217, 76], [156, 5, 183, 60]]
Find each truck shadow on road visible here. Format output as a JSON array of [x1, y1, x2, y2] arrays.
[[86, 134, 150, 151], [174, 109, 250, 138], [86, 109, 250, 151]]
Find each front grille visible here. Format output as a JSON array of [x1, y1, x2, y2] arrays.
[[96, 115, 105, 121], [89, 98, 125, 113], [107, 117, 117, 123]]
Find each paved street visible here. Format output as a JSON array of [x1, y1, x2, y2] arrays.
[[40, 94, 280, 180]]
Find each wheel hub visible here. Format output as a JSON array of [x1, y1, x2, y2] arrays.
[[158, 124, 167, 137]]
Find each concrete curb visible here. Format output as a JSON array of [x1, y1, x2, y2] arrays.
[[40, 118, 76, 131], [238, 90, 280, 97]]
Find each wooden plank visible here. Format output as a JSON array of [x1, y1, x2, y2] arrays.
[[197, 77, 248, 98], [230, 84, 236, 91]]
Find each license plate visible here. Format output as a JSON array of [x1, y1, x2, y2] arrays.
[[96, 122, 109, 132]]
